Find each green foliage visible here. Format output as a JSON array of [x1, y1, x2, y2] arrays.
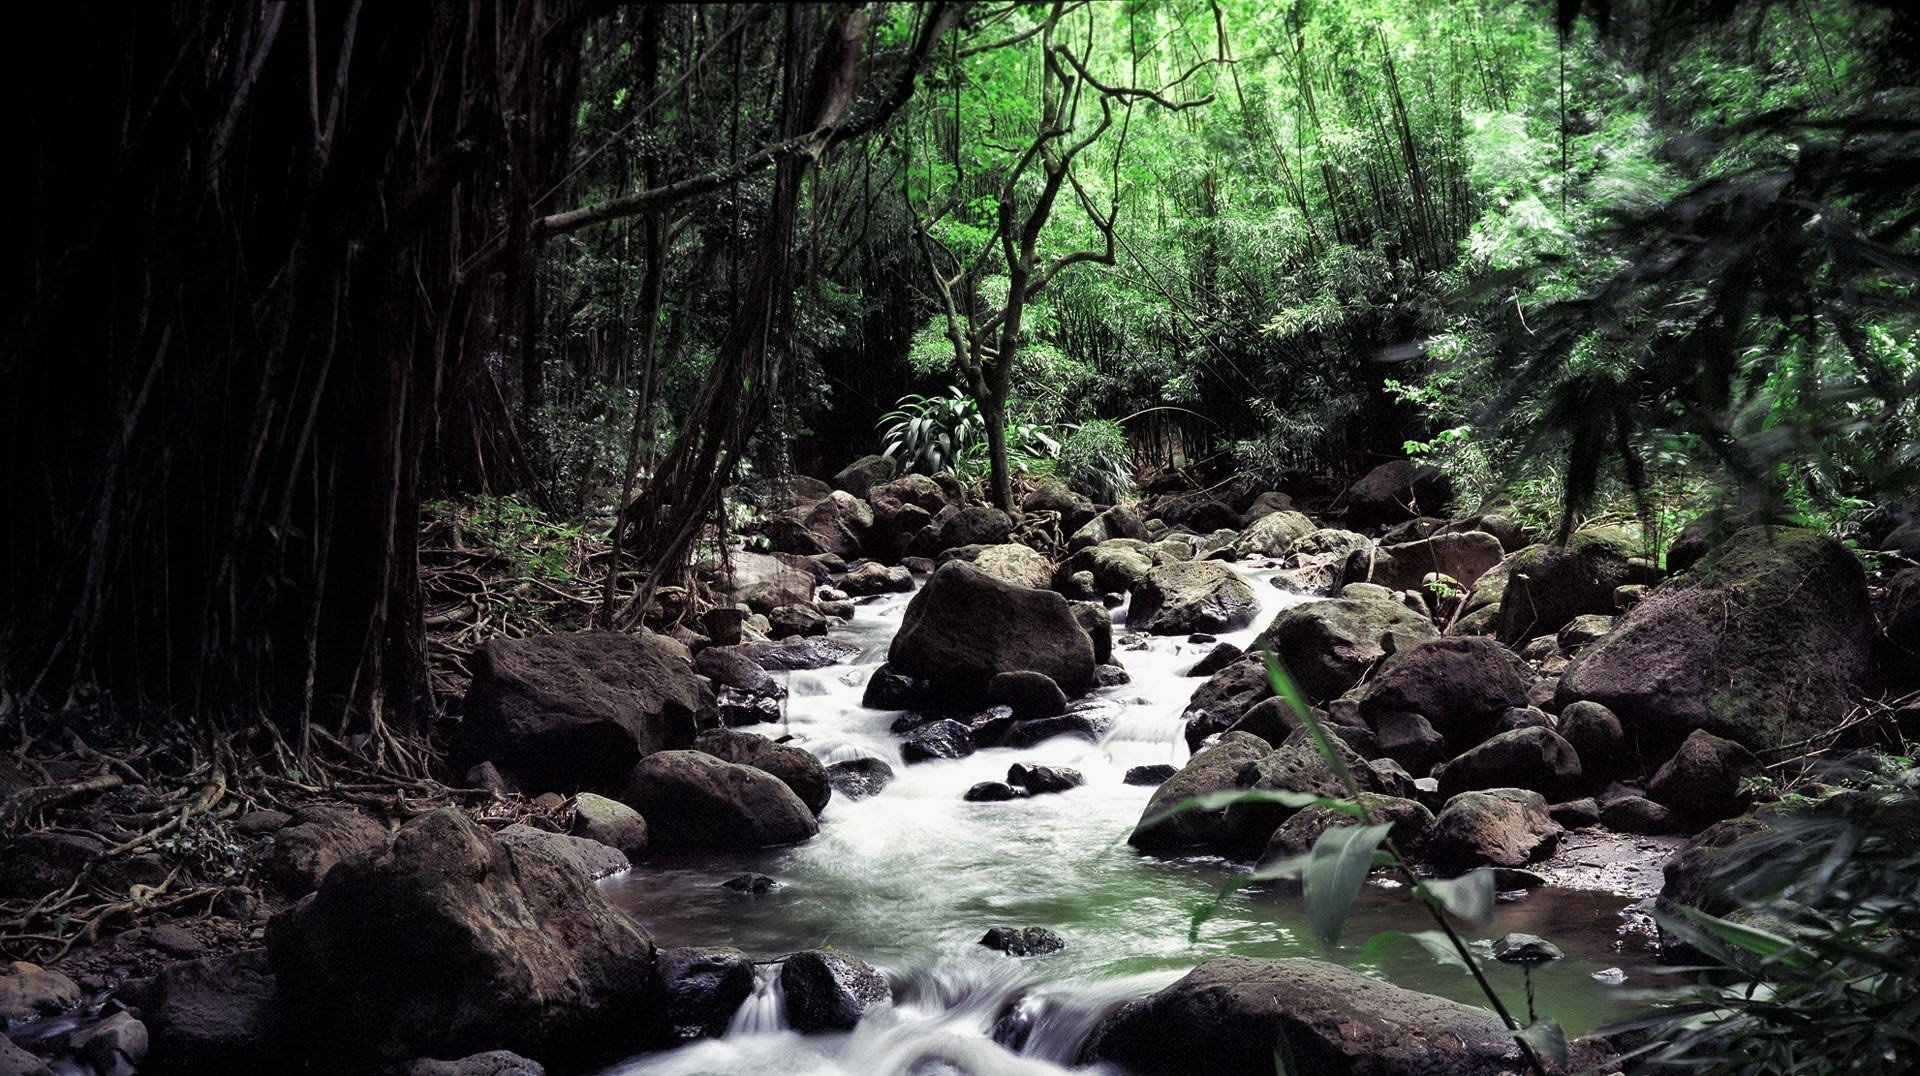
[[424, 494, 587, 584], [1054, 419, 1135, 503], [877, 388, 1060, 484]]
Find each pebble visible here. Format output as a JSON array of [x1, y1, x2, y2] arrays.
[[721, 873, 776, 894], [1592, 967, 1628, 985]]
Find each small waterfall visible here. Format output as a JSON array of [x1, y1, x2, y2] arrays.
[[726, 964, 789, 1035]]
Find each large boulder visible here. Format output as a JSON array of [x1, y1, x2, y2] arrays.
[[1222, 732, 1394, 856], [1232, 511, 1316, 557], [264, 806, 390, 897], [658, 947, 754, 1041], [831, 455, 896, 497], [459, 630, 709, 792], [1126, 561, 1258, 635], [1060, 539, 1156, 593], [1020, 484, 1096, 533], [1180, 658, 1274, 749], [1346, 531, 1505, 592], [1128, 732, 1272, 853], [567, 793, 649, 860], [1353, 637, 1534, 750], [1261, 796, 1433, 862], [1435, 727, 1583, 801], [968, 543, 1054, 590], [1646, 730, 1760, 828], [692, 728, 830, 815], [930, 506, 1013, 552], [1068, 505, 1149, 552], [779, 951, 890, 1033], [888, 562, 1096, 698], [1495, 528, 1644, 645], [619, 751, 818, 852], [1079, 956, 1519, 1076], [1343, 461, 1452, 530], [266, 809, 662, 1068], [134, 950, 286, 1075], [494, 825, 630, 882], [1557, 527, 1879, 752], [1421, 789, 1562, 874], [1250, 597, 1438, 702], [840, 561, 913, 596], [0, 962, 79, 1024], [716, 551, 815, 613], [801, 490, 874, 560]]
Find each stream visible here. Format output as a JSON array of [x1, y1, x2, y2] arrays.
[[596, 570, 1666, 1075]]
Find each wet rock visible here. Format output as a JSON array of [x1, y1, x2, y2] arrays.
[[567, 793, 649, 860], [406, 1052, 545, 1076], [620, 751, 818, 852], [1180, 658, 1273, 750], [964, 781, 1021, 802], [721, 873, 776, 894], [802, 491, 875, 561], [901, 719, 975, 763], [1079, 956, 1516, 1076], [1006, 764, 1083, 796], [931, 506, 1014, 552], [135, 949, 286, 1075], [1058, 538, 1156, 594], [1000, 713, 1107, 748], [266, 809, 661, 1066], [767, 603, 828, 638], [1422, 789, 1562, 874], [1068, 505, 1150, 552], [825, 757, 895, 800], [1071, 602, 1113, 665], [1435, 726, 1583, 801], [780, 951, 890, 1033], [841, 562, 914, 596], [266, 806, 390, 897], [1346, 531, 1505, 592], [1185, 641, 1243, 678], [0, 1035, 51, 1076], [1557, 613, 1614, 652], [1646, 730, 1761, 829], [1549, 798, 1602, 829], [1250, 596, 1438, 701], [979, 927, 1065, 957], [988, 670, 1068, 719], [1354, 637, 1534, 750], [716, 551, 816, 613], [693, 728, 831, 815], [1223, 731, 1393, 856], [1495, 528, 1645, 645], [741, 636, 863, 670], [833, 455, 897, 498], [1556, 700, 1625, 782], [1373, 710, 1447, 776], [495, 825, 630, 881], [458, 630, 709, 792], [0, 962, 79, 1024], [1124, 764, 1178, 786], [1343, 461, 1453, 530], [69, 1011, 147, 1076], [861, 664, 936, 710], [889, 562, 1097, 698], [695, 645, 783, 696], [1155, 494, 1242, 533], [1558, 527, 1878, 752], [1260, 796, 1433, 862], [1601, 794, 1675, 835], [658, 947, 754, 1041], [967, 543, 1053, 590], [1127, 561, 1258, 635], [1021, 484, 1096, 533], [1129, 732, 1272, 853], [1231, 510, 1316, 557], [1492, 934, 1563, 965]]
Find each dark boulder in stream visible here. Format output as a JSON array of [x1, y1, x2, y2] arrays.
[[265, 805, 390, 896], [1354, 636, 1534, 751], [888, 561, 1097, 697], [826, 757, 896, 800], [1126, 560, 1258, 635], [1434, 726, 1584, 801], [901, 718, 976, 762], [620, 751, 818, 851], [1421, 788, 1562, 873], [780, 951, 891, 1032], [657, 947, 754, 1041], [979, 926, 1065, 956], [406, 1052, 545, 1076], [266, 809, 663, 1068], [1250, 595, 1438, 702], [988, 670, 1068, 718], [692, 728, 831, 815], [1341, 460, 1453, 530], [458, 630, 710, 793], [1129, 731, 1272, 854], [1080, 956, 1518, 1076]]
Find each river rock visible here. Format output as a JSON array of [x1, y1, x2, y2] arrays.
[[658, 947, 754, 1041], [1180, 658, 1274, 749], [0, 962, 79, 1024], [459, 630, 709, 793], [125, 949, 285, 1075], [1343, 461, 1453, 530], [1129, 732, 1272, 853], [841, 562, 913, 596], [802, 490, 874, 560], [964, 781, 1021, 802], [1646, 730, 1760, 828], [767, 603, 827, 638], [1007, 763, 1083, 795], [1250, 596, 1438, 701], [693, 646, 782, 697], [406, 1052, 545, 1076], [1373, 710, 1448, 775], [966, 543, 1053, 590], [1232, 510, 1316, 557], [928, 506, 1013, 553], [716, 551, 816, 613], [265, 806, 390, 896], [1495, 528, 1643, 645], [1124, 764, 1177, 786], [1557, 527, 1879, 752], [1421, 788, 1562, 874], [1556, 700, 1625, 781], [493, 824, 629, 881], [567, 793, 649, 860], [1549, 797, 1602, 828], [1021, 484, 1096, 532], [1222, 731, 1393, 856], [0, 1035, 51, 1076], [1079, 956, 1517, 1076], [1127, 561, 1258, 635], [979, 927, 1065, 957], [693, 728, 831, 815], [266, 809, 661, 1067], [780, 951, 890, 1033], [1060, 539, 1156, 593], [1001, 712, 1108, 748], [902, 718, 976, 762], [988, 670, 1068, 719], [1260, 795, 1434, 862], [1346, 530, 1504, 592], [620, 751, 818, 851], [1435, 726, 1583, 801], [1071, 602, 1114, 664], [825, 757, 895, 800], [1600, 793, 1675, 835], [739, 637, 862, 671], [832, 455, 897, 497], [1354, 636, 1534, 750], [888, 561, 1096, 698], [1185, 642, 1243, 678], [1069, 505, 1149, 551]]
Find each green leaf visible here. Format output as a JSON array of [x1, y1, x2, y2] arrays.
[[1414, 869, 1495, 927], [1304, 821, 1394, 945], [1262, 654, 1363, 798], [1136, 788, 1364, 833], [1362, 929, 1470, 972], [1514, 1017, 1569, 1068], [1675, 907, 1814, 970]]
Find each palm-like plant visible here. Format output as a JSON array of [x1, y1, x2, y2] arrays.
[[878, 388, 985, 475]]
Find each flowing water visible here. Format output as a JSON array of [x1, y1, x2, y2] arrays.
[[597, 571, 1667, 1075]]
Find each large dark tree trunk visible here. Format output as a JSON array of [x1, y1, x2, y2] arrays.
[[1, 2, 593, 759]]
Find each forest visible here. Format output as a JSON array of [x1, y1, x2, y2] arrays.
[[2, 1, 1917, 1074]]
